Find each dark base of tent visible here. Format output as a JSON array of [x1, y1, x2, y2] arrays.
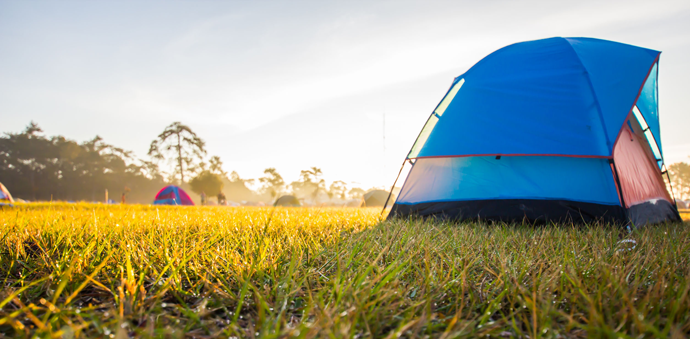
[[389, 199, 629, 224], [390, 199, 682, 226], [627, 199, 681, 226]]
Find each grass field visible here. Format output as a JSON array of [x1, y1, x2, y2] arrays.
[[1, 204, 689, 338], [679, 209, 690, 222]]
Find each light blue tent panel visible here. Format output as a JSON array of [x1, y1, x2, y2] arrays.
[[396, 156, 621, 206]]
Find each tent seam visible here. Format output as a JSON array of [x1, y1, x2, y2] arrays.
[[563, 38, 613, 153], [411, 154, 612, 160]]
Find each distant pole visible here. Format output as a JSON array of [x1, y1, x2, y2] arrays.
[[105, 189, 108, 203], [383, 111, 386, 185], [383, 112, 386, 155]]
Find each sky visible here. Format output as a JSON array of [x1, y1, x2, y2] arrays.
[[1, 0, 689, 189]]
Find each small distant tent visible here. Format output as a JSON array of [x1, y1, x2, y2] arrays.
[[389, 37, 680, 226], [153, 185, 194, 206], [0, 182, 14, 204], [274, 195, 301, 207], [361, 190, 394, 207], [344, 199, 363, 207]]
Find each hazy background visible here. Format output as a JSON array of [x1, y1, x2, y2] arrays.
[[1, 0, 689, 188]]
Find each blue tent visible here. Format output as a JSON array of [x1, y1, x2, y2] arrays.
[[389, 37, 680, 226], [153, 185, 195, 206]]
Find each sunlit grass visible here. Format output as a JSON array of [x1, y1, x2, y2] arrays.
[[679, 209, 690, 221], [1, 203, 689, 338]]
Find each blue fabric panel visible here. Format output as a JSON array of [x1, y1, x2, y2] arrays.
[[396, 156, 621, 206], [635, 62, 662, 157], [159, 186, 175, 196], [153, 199, 178, 205], [566, 38, 659, 148], [413, 37, 659, 158]]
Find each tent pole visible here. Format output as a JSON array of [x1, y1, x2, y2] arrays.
[[628, 99, 677, 210], [381, 159, 408, 218], [663, 165, 681, 212], [665, 170, 677, 206], [609, 159, 627, 210]]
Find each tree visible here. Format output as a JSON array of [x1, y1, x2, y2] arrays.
[[0, 122, 52, 199], [259, 168, 285, 199], [148, 122, 206, 184], [140, 160, 164, 181], [229, 171, 255, 187], [189, 171, 224, 197], [209, 156, 227, 178], [328, 180, 347, 200], [0, 122, 165, 203], [347, 187, 365, 200], [669, 161, 690, 200], [222, 171, 256, 202], [290, 167, 325, 200]]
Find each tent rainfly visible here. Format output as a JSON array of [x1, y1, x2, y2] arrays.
[[388, 37, 681, 227]]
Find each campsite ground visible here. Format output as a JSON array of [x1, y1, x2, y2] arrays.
[[1, 204, 689, 338]]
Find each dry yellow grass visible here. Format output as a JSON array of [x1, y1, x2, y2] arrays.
[[679, 209, 690, 221], [1, 203, 689, 338], [0, 204, 379, 337]]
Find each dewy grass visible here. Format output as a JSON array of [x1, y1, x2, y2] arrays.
[[0, 204, 689, 338]]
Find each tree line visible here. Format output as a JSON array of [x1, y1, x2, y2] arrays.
[[3, 121, 688, 205], [0, 122, 373, 204], [669, 162, 690, 203]]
